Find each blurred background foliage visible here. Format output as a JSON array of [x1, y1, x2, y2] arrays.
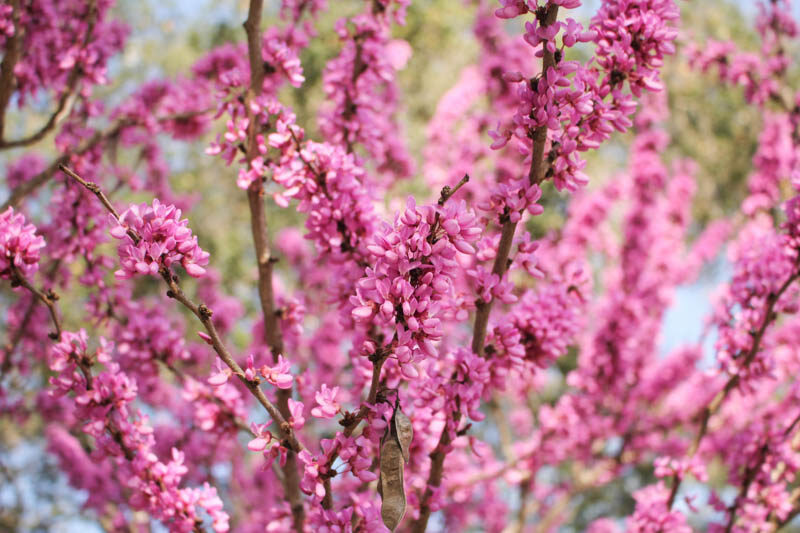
[[2, 0, 800, 530]]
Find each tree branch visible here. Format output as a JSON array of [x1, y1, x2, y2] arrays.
[[0, 0, 23, 141], [59, 164, 306, 457], [7, 266, 206, 532], [0, 0, 98, 150], [411, 7, 560, 532], [242, 2, 306, 529], [471, 5, 559, 357], [666, 269, 800, 509], [8, 265, 62, 341], [2, 109, 211, 211]]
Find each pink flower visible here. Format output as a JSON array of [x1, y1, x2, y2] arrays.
[[288, 398, 306, 430], [208, 358, 233, 387], [350, 196, 480, 367], [260, 355, 294, 389], [247, 422, 276, 452], [298, 450, 326, 499], [311, 384, 340, 419], [385, 39, 412, 70]]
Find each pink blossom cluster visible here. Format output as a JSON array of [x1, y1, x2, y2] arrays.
[[268, 120, 376, 264], [591, 0, 679, 95], [11, 0, 128, 105], [318, 9, 413, 178], [43, 178, 109, 263], [202, 29, 306, 190], [181, 376, 247, 435], [711, 217, 800, 383], [110, 199, 209, 279], [113, 78, 214, 141], [490, 0, 678, 199], [509, 281, 584, 366], [6, 154, 46, 189], [689, 1, 796, 108], [350, 197, 480, 374], [0, 207, 45, 279], [112, 299, 191, 400]]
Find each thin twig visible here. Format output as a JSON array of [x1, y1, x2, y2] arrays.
[[9, 265, 62, 341], [59, 164, 122, 219], [159, 267, 303, 451], [470, 5, 559, 357]]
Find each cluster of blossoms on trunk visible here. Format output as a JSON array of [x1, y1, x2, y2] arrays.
[[2, 0, 800, 532]]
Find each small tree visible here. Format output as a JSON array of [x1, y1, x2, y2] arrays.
[[1, 0, 800, 531]]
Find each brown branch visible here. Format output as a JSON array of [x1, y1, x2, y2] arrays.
[[2, 260, 62, 376], [0, 0, 98, 150], [0, 0, 23, 141], [58, 164, 123, 220], [242, 2, 305, 529], [666, 269, 800, 509], [471, 5, 559, 357], [514, 482, 532, 533], [411, 7, 560, 532], [411, 412, 462, 533], [158, 268, 301, 449]]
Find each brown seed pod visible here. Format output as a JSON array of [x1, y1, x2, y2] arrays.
[[379, 435, 406, 531], [393, 408, 413, 463]]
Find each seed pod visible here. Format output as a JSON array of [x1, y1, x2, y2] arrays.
[[393, 408, 413, 463], [379, 435, 406, 531]]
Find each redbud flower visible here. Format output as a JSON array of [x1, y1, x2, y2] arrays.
[[247, 422, 276, 452], [288, 398, 306, 430], [208, 358, 233, 387], [311, 384, 341, 419], [495, 0, 528, 19], [298, 450, 326, 499], [260, 355, 294, 389]]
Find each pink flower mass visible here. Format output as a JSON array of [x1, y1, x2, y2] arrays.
[[2, 0, 800, 532]]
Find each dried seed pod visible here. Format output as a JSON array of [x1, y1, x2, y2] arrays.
[[379, 435, 406, 531], [393, 408, 413, 463]]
